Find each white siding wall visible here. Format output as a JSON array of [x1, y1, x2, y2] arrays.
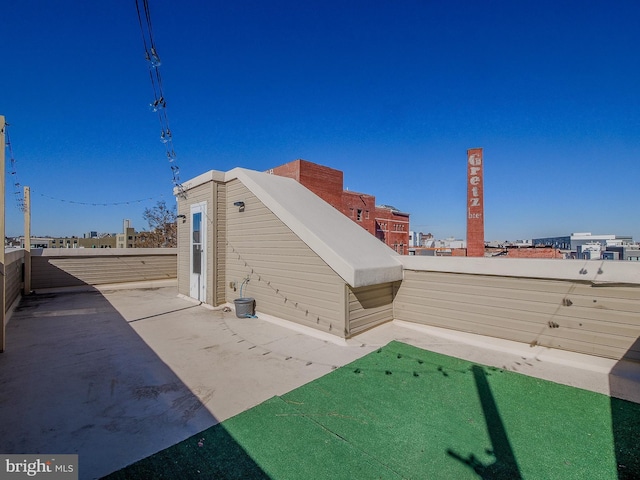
[[225, 180, 348, 336]]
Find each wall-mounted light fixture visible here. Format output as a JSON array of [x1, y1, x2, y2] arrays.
[[233, 201, 245, 212], [176, 214, 186, 223]]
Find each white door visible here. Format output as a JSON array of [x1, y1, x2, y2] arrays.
[[189, 202, 207, 301]]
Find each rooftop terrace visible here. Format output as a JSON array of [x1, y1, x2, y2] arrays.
[[1, 278, 638, 479], [1, 165, 638, 478]]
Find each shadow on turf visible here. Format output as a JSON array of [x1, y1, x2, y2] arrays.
[[446, 365, 523, 480], [610, 336, 640, 480], [102, 423, 270, 479]]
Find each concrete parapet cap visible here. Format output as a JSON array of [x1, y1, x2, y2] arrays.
[[180, 167, 403, 288], [32, 248, 177, 257], [399, 256, 640, 285], [229, 168, 403, 288], [175, 170, 226, 194]]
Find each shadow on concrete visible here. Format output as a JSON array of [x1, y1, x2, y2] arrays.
[[447, 365, 523, 480], [609, 337, 640, 479], [0, 288, 263, 479]]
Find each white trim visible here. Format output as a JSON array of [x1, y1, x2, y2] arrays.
[[189, 201, 207, 301], [399, 255, 640, 285]]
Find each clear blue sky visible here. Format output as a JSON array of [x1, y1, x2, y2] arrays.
[[2, 1, 639, 241]]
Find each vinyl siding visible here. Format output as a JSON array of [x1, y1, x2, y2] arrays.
[[177, 182, 215, 303], [216, 183, 226, 305], [4, 250, 24, 312], [226, 179, 347, 336], [394, 269, 640, 361], [348, 282, 397, 335], [31, 250, 176, 289]]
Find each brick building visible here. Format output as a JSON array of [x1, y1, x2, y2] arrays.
[[270, 159, 410, 254], [506, 247, 564, 259]]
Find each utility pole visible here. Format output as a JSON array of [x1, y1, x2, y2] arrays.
[[0, 115, 6, 353], [24, 186, 31, 295]]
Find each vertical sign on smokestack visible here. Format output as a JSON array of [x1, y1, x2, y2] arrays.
[[466, 147, 485, 257]]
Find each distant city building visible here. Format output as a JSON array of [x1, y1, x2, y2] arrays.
[[605, 245, 640, 261], [80, 235, 116, 248], [375, 205, 410, 254], [16, 221, 135, 249], [19, 235, 116, 249], [270, 159, 410, 254], [114, 219, 140, 248], [531, 233, 636, 260], [532, 232, 634, 258], [408, 236, 466, 256], [116, 228, 138, 248], [409, 231, 426, 248], [577, 243, 603, 260], [19, 237, 54, 249]]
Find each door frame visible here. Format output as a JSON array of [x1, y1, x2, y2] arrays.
[[189, 201, 207, 301]]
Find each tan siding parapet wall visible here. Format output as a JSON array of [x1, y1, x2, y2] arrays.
[[395, 256, 640, 362], [30, 248, 177, 290], [4, 250, 25, 313]]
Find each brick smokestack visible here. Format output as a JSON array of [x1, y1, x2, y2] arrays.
[[466, 148, 485, 257]]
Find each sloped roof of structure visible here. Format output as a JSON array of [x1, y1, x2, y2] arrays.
[[182, 167, 403, 288]]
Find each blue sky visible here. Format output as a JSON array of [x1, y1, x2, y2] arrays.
[[2, 1, 639, 241]]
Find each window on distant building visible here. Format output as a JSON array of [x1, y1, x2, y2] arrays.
[[365, 210, 370, 219], [357, 209, 363, 221]]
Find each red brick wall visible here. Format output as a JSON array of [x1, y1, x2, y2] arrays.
[[342, 191, 376, 235], [375, 208, 409, 254], [271, 159, 410, 254], [506, 248, 564, 259], [271, 159, 344, 209], [270, 159, 302, 182]]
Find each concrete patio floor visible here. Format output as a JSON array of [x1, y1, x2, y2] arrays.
[[0, 281, 638, 479]]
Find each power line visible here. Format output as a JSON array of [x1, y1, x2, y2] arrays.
[[135, 0, 186, 198], [34, 190, 163, 207], [3, 121, 164, 210], [3, 122, 26, 212]]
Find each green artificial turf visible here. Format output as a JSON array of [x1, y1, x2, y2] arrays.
[[105, 341, 640, 479]]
